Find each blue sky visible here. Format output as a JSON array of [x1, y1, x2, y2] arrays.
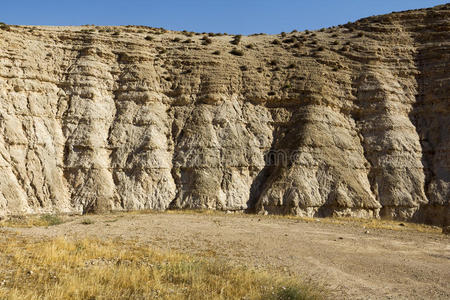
[[1, 1, 447, 35]]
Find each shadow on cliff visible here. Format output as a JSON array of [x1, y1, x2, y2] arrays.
[[246, 105, 300, 213], [246, 105, 322, 215], [409, 9, 449, 226]]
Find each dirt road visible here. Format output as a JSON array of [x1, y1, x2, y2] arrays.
[[6, 212, 450, 299]]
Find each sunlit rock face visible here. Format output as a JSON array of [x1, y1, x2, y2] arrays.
[[0, 4, 448, 225]]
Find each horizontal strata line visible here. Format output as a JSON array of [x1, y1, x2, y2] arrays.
[[60, 166, 264, 171]]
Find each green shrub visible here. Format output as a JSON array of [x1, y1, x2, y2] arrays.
[[231, 35, 242, 45], [40, 215, 64, 226], [182, 30, 194, 37], [202, 36, 212, 45], [283, 38, 296, 44], [287, 63, 296, 69], [264, 285, 313, 300], [0, 22, 11, 31], [292, 42, 302, 49], [81, 218, 95, 225], [271, 39, 281, 45]]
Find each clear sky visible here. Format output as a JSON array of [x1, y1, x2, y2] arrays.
[[1, 0, 448, 35]]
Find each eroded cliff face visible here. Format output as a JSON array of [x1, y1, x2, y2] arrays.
[[0, 5, 448, 224]]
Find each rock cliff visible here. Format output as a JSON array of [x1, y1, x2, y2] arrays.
[[0, 4, 448, 224]]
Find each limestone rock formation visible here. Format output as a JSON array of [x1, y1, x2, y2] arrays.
[[0, 5, 448, 225]]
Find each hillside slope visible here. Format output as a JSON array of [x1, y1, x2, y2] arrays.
[[0, 4, 448, 224]]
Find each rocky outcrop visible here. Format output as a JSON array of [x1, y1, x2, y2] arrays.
[[0, 5, 448, 225]]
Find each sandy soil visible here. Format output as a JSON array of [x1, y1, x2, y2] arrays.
[[5, 212, 449, 299]]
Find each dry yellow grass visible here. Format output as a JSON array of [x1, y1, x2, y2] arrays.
[[0, 215, 65, 228], [0, 232, 325, 300]]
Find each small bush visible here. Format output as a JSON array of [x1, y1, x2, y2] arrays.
[[202, 36, 212, 45], [266, 285, 312, 300], [240, 65, 248, 71], [271, 39, 281, 45], [283, 38, 296, 44], [181, 30, 190, 36], [280, 32, 286, 37], [231, 35, 242, 45], [317, 46, 325, 51], [81, 218, 95, 225], [287, 63, 296, 69], [245, 44, 255, 49], [172, 37, 181, 42], [292, 42, 302, 49], [229, 48, 244, 56], [145, 35, 153, 41], [40, 215, 64, 226], [269, 59, 278, 66], [212, 50, 221, 55], [0, 22, 11, 31]]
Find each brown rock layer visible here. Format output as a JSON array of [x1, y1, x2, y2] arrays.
[[0, 5, 448, 224]]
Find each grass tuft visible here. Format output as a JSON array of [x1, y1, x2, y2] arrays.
[[80, 218, 95, 225]]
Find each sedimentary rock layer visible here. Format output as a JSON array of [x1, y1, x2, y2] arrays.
[[0, 5, 448, 224]]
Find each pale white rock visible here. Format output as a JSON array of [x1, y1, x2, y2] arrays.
[[0, 5, 448, 225]]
